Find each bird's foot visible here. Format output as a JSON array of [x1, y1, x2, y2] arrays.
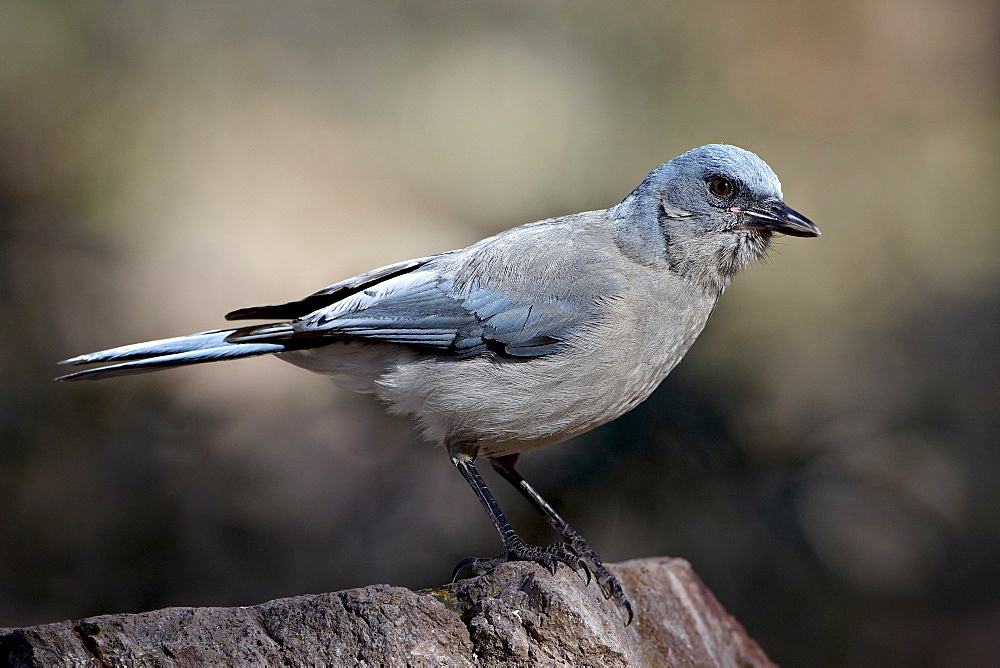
[[559, 531, 634, 624], [452, 535, 582, 580], [452, 534, 633, 624]]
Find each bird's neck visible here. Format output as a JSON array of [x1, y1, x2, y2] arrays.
[[664, 230, 767, 295]]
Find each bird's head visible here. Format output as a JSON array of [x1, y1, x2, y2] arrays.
[[611, 144, 819, 291]]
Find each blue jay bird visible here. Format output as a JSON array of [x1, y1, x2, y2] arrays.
[[59, 144, 819, 623]]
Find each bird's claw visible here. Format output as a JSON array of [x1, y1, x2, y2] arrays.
[[559, 532, 634, 624], [451, 556, 481, 582], [452, 534, 633, 624], [452, 537, 581, 581]]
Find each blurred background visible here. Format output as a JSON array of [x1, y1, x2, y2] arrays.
[[1, 1, 997, 665]]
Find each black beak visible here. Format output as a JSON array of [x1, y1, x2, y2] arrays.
[[731, 201, 820, 238]]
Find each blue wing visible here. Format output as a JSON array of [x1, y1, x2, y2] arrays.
[[228, 265, 593, 358], [226, 216, 627, 358]]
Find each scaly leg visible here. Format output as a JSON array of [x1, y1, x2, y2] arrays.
[[448, 445, 581, 583], [491, 453, 633, 624]]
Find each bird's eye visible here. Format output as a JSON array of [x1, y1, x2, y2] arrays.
[[708, 176, 734, 198]]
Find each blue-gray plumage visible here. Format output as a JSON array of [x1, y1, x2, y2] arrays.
[[58, 144, 819, 623]]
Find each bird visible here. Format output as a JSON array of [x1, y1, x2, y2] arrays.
[[58, 144, 819, 623]]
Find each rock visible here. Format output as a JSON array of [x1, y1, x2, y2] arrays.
[[1, 557, 773, 667]]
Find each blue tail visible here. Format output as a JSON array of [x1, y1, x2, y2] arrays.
[[57, 329, 286, 381]]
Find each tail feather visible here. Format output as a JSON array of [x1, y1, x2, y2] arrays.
[[60, 329, 240, 366], [57, 329, 286, 382]]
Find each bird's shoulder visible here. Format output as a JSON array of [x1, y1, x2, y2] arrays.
[[442, 210, 629, 300]]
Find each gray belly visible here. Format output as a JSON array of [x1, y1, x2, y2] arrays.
[[375, 295, 717, 457]]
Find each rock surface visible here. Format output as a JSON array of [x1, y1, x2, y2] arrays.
[[1, 557, 774, 667]]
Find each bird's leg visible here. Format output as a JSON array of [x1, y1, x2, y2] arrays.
[[490, 453, 634, 623], [448, 444, 580, 582]]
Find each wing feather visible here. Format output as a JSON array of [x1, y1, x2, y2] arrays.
[[227, 214, 626, 358]]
